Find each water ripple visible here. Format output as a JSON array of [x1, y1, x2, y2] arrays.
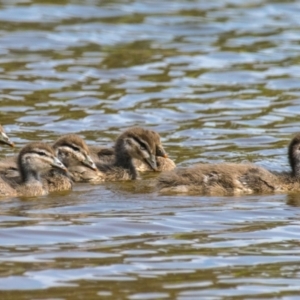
[[1, 0, 300, 299]]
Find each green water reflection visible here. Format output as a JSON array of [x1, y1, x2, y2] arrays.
[[1, 0, 300, 299]]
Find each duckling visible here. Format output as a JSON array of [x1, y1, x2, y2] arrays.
[[96, 127, 158, 181], [157, 134, 300, 196], [0, 125, 14, 148], [157, 163, 279, 195], [0, 142, 67, 197], [89, 129, 176, 172], [51, 134, 100, 185]]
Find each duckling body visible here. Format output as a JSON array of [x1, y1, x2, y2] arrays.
[[157, 134, 300, 196], [90, 129, 176, 172], [135, 156, 176, 172], [0, 176, 18, 196], [42, 168, 73, 193], [0, 142, 67, 197], [157, 163, 283, 195], [0, 156, 18, 178], [95, 127, 158, 181]]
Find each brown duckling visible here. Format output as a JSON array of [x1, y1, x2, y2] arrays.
[[89, 128, 176, 172], [96, 127, 158, 181], [157, 163, 278, 195], [51, 134, 100, 185], [0, 142, 67, 197], [157, 134, 300, 196]]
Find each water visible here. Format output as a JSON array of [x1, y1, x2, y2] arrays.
[[1, 0, 300, 299]]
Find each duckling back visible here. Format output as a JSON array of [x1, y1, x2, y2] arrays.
[[157, 163, 285, 196], [0, 176, 18, 197]]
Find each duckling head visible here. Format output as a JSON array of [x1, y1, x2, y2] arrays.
[[53, 134, 97, 171], [18, 142, 67, 181], [115, 127, 158, 171]]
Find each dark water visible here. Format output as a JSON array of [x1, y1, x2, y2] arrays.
[[1, 0, 300, 299]]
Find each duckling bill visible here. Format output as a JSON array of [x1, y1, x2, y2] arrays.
[[0, 125, 14, 147]]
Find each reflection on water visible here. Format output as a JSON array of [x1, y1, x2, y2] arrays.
[[1, 0, 300, 299]]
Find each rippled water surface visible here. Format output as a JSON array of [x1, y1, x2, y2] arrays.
[[1, 0, 300, 299]]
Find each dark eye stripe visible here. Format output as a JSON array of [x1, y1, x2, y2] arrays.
[[35, 151, 49, 157], [62, 143, 81, 152], [132, 137, 151, 153], [71, 144, 81, 152]]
